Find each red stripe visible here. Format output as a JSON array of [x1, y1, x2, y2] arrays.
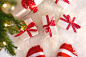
[[60, 43, 74, 54], [26, 45, 43, 57], [59, 43, 78, 56], [57, 52, 71, 57]]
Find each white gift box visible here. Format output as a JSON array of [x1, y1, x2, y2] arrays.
[[52, 0, 71, 9], [11, 0, 44, 19], [19, 18, 38, 41], [42, 15, 58, 38], [58, 13, 82, 33]]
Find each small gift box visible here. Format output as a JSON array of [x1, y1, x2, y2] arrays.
[[14, 18, 38, 41], [11, 0, 44, 19], [58, 13, 82, 33], [42, 15, 58, 38], [52, 0, 71, 9]]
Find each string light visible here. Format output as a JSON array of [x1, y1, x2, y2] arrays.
[[11, 6, 15, 11], [4, 23, 12, 27], [3, 42, 6, 46], [4, 23, 8, 27], [3, 4, 7, 8]]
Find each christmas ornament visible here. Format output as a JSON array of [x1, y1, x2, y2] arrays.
[[58, 13, 81, 33], [26, 45, 45, 57], [57, 43, 78, 57], [52, 0, 71, 8], [14, 18, 38, 41], [42, 15, 58, 38], [1, 2, 15, 14]]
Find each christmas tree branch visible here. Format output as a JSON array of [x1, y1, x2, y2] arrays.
[[0, 0, 26, 56], [1, 32, 17, 55]]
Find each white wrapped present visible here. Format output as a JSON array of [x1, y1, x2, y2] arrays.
[[11, 0, 44, 19], [14, 18, 38, 41], [52, 0, 71, 9], [42, 15, 58, 38], [58, 13, 82, 33]]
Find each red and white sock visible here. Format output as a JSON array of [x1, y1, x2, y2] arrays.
[[26, 45, 45, 57], [57, 43, 78, 57]]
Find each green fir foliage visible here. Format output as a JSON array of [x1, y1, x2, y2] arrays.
[[0, 0, 26, 56]]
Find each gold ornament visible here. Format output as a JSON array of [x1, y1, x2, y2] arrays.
[[4, 23, 11, 27], [1, 2, 15, 14]]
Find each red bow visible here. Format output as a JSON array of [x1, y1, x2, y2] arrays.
[[60, 14, 81, 33], [14, 22, 37, 37], [21, 0, 38, 13], [55, 0, 70, 4], [43, 15, 56, 37]]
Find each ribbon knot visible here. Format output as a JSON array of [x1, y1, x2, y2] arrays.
[[55, 0, 70, 4], [43, 15, 56, 37], [14, 22, 37, 37], [60, 14, 81, 33]]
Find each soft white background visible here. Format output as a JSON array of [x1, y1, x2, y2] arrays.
[[0, 0, 86, 57]]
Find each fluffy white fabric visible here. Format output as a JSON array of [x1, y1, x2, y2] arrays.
[[0, 0, 86, 57]]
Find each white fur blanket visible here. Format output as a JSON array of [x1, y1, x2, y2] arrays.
[[0, 0, 86, 57]]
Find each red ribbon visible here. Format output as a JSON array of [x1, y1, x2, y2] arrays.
[[14, 22, 37, 37], [55, 0, 70, 4], [21, 0, 38, 13], [43, 15, 56, 37], [60, 14, 81, 33]]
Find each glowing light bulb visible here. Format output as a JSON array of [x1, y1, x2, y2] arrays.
[[3, 42, 6, 46], [4, 23, 8, 27], [3, 4, 7, 8], [11, 6, 15, 10]]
